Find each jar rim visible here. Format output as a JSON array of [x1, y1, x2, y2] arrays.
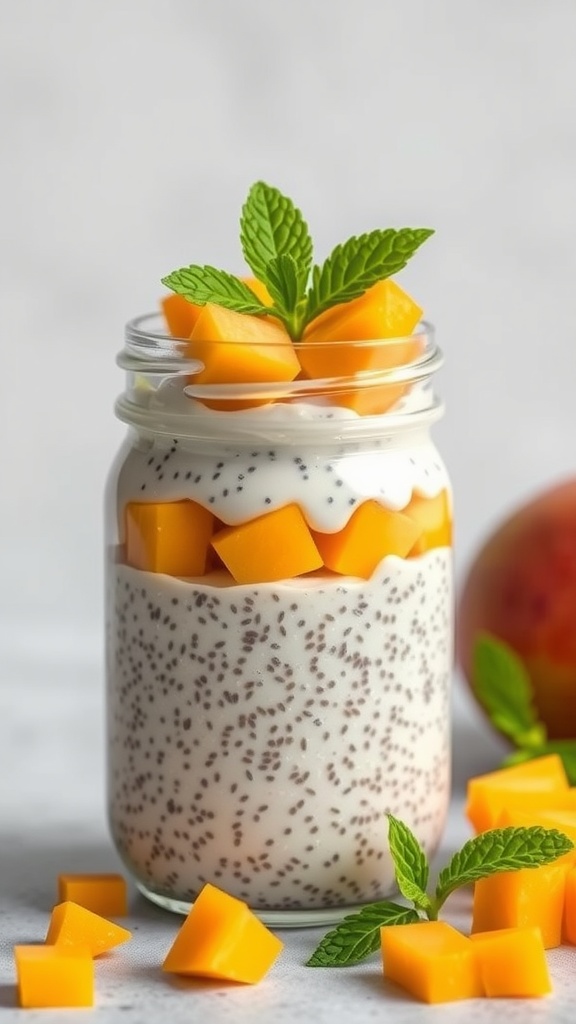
[[116, 312, 444, 442]]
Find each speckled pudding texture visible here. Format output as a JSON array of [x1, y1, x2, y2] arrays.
[[106, 410, 453, 912]]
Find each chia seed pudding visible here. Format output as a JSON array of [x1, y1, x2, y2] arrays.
[[106, 386, 453, 921]]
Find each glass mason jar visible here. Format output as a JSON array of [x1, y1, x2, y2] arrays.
[[105, 312, 453, 927]]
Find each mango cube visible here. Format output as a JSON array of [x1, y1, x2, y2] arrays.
[[46, 901, 132, 956], [381, 921, 483, 1004], [189, 303, 300, 384], [14, 946, 94, 1008], [125, 500, 214, 577], [57, 873, 128, 917], [163, 882, 283, 983], [563, 866, 576, 943], [312, 500, 421, 578], [211, 504, 322, 584], [471, 858, 570, 948], [161, 293, 202, 338], [465, 754, 569, 833], [300, 279, 423, 378], [405, 490, 452, 555], [470, 927, 551, 997]]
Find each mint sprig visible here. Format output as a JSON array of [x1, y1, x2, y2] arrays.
[[306, 816, 573, 967], [472, 632, 576, 782], [162, 181, 434, 341]]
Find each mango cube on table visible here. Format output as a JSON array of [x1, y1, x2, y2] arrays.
[[470, 926, 551, 998], [163, 882, 283, 983], [465, 753, 570, 833], [14, 945, 94, 1008], [381, 920, 483, 1004], [57, 873, 128, 917], [46, 900, 132, 956]]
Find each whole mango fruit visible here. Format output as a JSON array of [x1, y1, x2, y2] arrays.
[[457, 479, 576, 739]]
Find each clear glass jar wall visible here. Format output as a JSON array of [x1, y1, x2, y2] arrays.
[[105, 314, 453, 926]]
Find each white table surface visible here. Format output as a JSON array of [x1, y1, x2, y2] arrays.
[[2, 650, 576, 1022]]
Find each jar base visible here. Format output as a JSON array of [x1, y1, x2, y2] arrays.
[[136, 881, 371, 929]]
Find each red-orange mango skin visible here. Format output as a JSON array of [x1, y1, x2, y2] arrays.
[[457, 479, 576, 739]]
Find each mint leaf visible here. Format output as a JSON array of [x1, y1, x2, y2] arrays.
[[161, 265, 269, 316], [264, 253, 308, 328], [306, 902, 420, 967], [305, 227, 433, 324], [240, 181, 313, 287], [472, 633, 546, 747], [387, 814, 431, 912], [434, 826, 574, 909]]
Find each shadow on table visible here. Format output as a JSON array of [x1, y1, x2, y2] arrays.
[[0, 986, 15, 1010]]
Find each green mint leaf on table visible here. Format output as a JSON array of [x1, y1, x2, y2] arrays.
[[387, 814, 431, 912], [306, 902, 420, 967], [160, 266, 269, 317], [240, 180, 313, 289], [434, 826, 574, 909], [304, 228, 434, 324], [472, 633, 547, 749]]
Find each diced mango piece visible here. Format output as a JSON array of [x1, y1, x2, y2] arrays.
[[381, 921, 483, 1004], [241, 276, 273, 306], [470, 926, 551, 997], [211, 504, 322, 584], [57, 874, 128, 918], [465, 754, 569, 834], [405, 490, 453, 555], [471, 857, 570, 948], [162, 882, 283, 983], [563, 866, 576, 943], [300, 278, 423, 379], [312, 501, 421, 579], [46, 901, 132, 957], [161, 293, 202, 338], [125, 500, 214, 577], [188, 303, 300, 385], [14, 945, 94, 1008], [496, 803, 576, 850]]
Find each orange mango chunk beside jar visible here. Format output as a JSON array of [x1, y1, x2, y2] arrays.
[[162, 882, 283, 983], [465, 754, 570, 833], [380, 920, 483, 1004], [471, 856, 571, 948], [57, 873, 128, 918], [46, 901, 132, 957], [14, 945, 94, 1009], [469, 926, 551, 998]]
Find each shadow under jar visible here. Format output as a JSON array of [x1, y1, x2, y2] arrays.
[[105, 314, 453, 927]]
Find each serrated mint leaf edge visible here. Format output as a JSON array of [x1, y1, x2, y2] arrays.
[[240, 180, 313, 289], [387, 814, 430, 910], [306, 902, 421, 967], [434, 826, 574, 906]]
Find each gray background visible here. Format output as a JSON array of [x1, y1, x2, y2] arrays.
[[2, 0, 576, 660]]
